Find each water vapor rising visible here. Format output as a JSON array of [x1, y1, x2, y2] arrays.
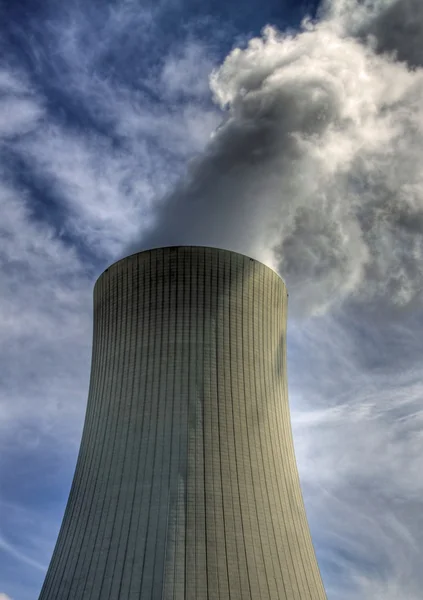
[[131, 0, 423, 315]]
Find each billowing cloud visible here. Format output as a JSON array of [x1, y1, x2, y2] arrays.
[[133, 0, 423, 315]]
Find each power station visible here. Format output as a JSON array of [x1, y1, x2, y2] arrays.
[[38, 246, 327, 599]]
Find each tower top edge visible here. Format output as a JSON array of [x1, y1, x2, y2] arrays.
[[96, 245, 286, 287]]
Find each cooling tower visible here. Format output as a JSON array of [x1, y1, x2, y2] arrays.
[[38, 246, 327, 600]]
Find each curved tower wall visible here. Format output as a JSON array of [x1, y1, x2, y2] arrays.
[[38, 246, 327, 600]]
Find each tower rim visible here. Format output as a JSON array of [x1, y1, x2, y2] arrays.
[[96, 245, 286, 288]]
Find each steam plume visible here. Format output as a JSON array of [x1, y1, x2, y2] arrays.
[[130, 0, 423, 315]]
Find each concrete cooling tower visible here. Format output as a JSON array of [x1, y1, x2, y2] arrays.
[[38, 246, 327, 600]]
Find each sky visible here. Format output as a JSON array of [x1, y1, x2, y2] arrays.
[[0, 0, 423, 598]]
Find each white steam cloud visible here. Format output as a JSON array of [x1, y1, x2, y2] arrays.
[[132, 0, 423, 315]]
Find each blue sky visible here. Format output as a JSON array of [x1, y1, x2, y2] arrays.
[[1, 0, 423, 598]]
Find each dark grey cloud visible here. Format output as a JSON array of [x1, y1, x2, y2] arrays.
[[358, 0, 423, 68]]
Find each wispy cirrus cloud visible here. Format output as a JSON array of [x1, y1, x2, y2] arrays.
[[0, 0, 220, 446], [0, 4, 220, 598], [0, 532, 46, 572], [288, 304, 423, 599], [0, 67, 43, 138]]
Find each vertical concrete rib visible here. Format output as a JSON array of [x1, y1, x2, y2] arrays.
[[38, 246, 327, 600], [203, 249, 219, 600]]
